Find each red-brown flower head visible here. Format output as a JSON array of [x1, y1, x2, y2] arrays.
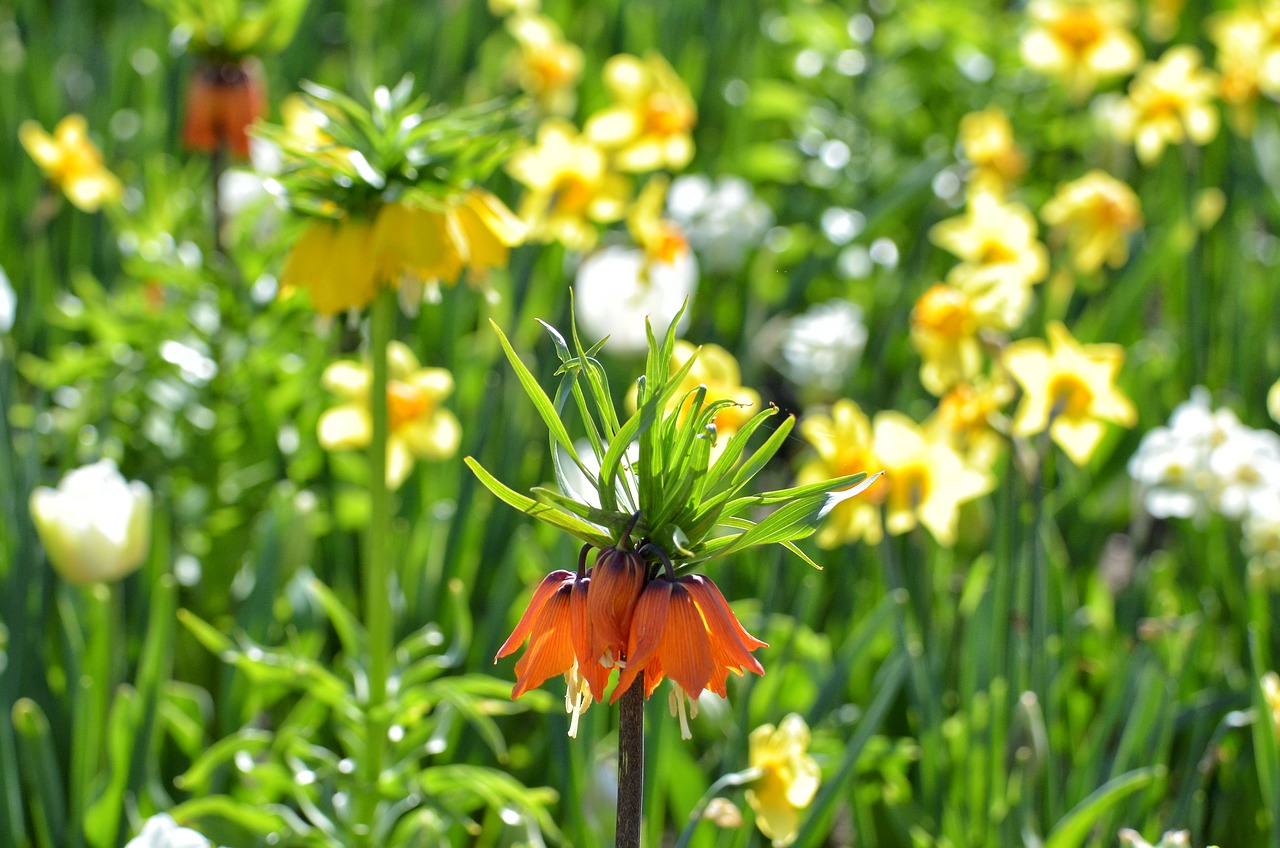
[[183, 58, 267, 159], [611, 573, 767, 738]]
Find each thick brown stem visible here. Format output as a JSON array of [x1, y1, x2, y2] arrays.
[[616, 682, 644, 848]]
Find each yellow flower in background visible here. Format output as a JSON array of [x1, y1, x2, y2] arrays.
[[959, 107, 1026, 192], [1208, 6, 1280, 134], [797, 399, 885, 547], [507, 14, 584, 114], [930, 188, 1048, 331], [1144, 0, 1186, 41], [746, 714, 821, 848], [489, 0, 537, 15], [1002, 321, 1136, 465], [1114, 47, 1219, 166], [1020, 0, 1142, 99], [872, 411, 994, 546], [1267, 376, 1280, 423], [1263, 672, 1280, 738], [931, 378, 1013, 470], [911, 284, 983, 397], [19, 115, 123, 212], [280, 190, 524, 315], [628, 176, 690, 266], [506, 119, 629, 251], [318, 342, 461, 489], [670, 340, 760, 441], [585, 53, 696, 172], [1041, 170, 1142, 272]]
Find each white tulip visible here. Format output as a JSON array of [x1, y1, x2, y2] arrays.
[[30, 459, 152, 585], [125, 814, 213, 848]]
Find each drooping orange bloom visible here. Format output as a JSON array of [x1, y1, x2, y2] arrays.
[[495, 569, 594, 736], [612, 574, 767, 739], [583, 545, 646, 698], [183, 59, 267, 159]]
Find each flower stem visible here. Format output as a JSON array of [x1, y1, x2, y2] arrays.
[[616, 682, 645, 848], [358, 286, 396, 838]]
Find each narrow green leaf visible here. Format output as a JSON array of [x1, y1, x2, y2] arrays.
[[1042, 768, 1159, 848], [465, 457, 613, 548]]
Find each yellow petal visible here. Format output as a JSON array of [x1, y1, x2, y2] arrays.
[[318, 405, 372, 450], [398, 409, 462, 460]]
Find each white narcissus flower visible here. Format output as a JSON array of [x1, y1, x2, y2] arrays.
[[778, 300, 867, 393], [30, 459, 152, 586], [666, 174, 773, 274], [575, 245, 697, 355], [125, 814, 214, 848]]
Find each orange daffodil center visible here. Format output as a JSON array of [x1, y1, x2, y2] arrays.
[[317, 342, 461, 489], [1002, 321, 1137, 465]]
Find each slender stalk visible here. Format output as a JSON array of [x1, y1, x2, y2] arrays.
[[673, 767, 761, 848], [210, 143, 225, 259], [358, 287, 396, 839], [616, 682, 645, 848]]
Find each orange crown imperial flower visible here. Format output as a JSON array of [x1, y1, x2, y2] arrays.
[[183, 59, 267, 159], [612, 569, 767, 740], [494, 561, 595, 736], [584, 541, 646, 696]]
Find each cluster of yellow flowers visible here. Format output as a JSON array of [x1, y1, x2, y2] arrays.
[[492, 0, 696, 262], [19, 115, 122, 212], [1020, 0, 1280, 161]]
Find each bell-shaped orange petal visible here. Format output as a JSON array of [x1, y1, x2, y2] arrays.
[[612, 577, 672, 702], [512, 582, 579, 698], [658, 582, 715, 698], [685, 575, 766, 696], [586, 546, 645, 673], [495, 569, 575, 660]]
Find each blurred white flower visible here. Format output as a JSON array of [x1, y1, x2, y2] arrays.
[[667, 174, 773, 273], [778, 299, 867, 393], [575, 245, 696, 355], [1118, 830, 1194, 848], [1129, 387, 1280, 523], [1245, 492, 1280, 574], [30, 459, 152, 585], [125, 814, 213, 848], [0, 265, 14, 333], [218, 137, 284, 241]]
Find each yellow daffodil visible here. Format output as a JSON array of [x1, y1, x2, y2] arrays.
[[1114, 47, 1219, 166], [585, 53, 696, 172], [931, 378, 1013, 470], [797, 399, 885, 547], [959, 108, 1026, 193], [1208, 6, 1280, 134], [1002, 321, 1137, 465], [507, 14, 583, 114], [19, 115, 123, 212], [506, 119, 629, 251], [911, 284, 983, 397], [1041, 170, 1142, 272], [872, 411, 995, 546], [318, 342, 461, 489], [670, 340, 760, 442], [930, 188, 1048, 331], [1020, 0, 1142, 99], [281, 189, 525, 315], [628, 176, 690, 266], [1269, 376, 1280, 424], [745, 714, 821, 848]]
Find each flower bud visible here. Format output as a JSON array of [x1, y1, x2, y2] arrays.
[[30, 460, 152, 585]]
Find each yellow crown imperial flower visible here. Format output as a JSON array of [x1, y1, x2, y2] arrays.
[[746, 714, 821, 848], [1020, 0, 1142, 100], [1041, 170, 1142, 273], [1113, 46, 1219, 165], [19, 115, 123, 212], [797, 399, 885, 547], [585, 53, 697, 172], [1002, 321, 1137, 465], [872, 411, 995, 546], [318, 341, 461, 489], [506, 119, 629, 251]]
